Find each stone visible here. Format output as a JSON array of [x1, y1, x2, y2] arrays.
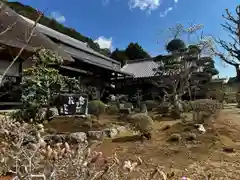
[[116, 126, 128, 133], [69, 132, 87, 143], [87, 131, 104, 140], [37, 107, 59, 121], [103, 128, 118, 138], [196, 124, 206, 134], [43, 134, 67, 144], [23, 135, 37, 146], [186, 132, 197, 141]]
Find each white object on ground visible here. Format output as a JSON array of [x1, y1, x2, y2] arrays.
[[197, 124, 206, 134]]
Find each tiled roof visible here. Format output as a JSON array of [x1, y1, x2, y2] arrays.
[[19, 15, 120, 65], [18, 15, 130, 74], [121, 58, 159, 78], [0, 4, 73, 62]]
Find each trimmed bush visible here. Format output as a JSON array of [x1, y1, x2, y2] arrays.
[[144, 100, 158, 111], [107, 104, 119, 115], [88, 100, 105, 119], [129, 113, 154, 140], [190, 99, 223, 123], [124, 102, 133, 109]]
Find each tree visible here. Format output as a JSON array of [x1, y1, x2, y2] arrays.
[[16, 48, 82, 122], [110, 48, 129, 66], [125, 43, 150, 60], [6, 1, 110, 56], [154, 40, 199, 118], [217, 5, 240, 82]]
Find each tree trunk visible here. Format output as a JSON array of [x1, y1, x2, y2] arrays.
[[235, 66, 240, 108]]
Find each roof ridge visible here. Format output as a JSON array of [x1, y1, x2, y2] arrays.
[[126, 57, 155, 64], [18, 15, 120, 65]]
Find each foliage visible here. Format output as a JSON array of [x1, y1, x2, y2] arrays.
[[88, 100, 106, 119], [106, 104, 119, 115], [190, 99, 223, 123], [123, 102, 133, 109], [125, 43, 150, 60], [110, 43, 150, 65], [128, 113, 154, 137], [14, 48, 82, 122], [166, 39, 186, 53], [110, 48, 129, 66], [144, 100, 158, 111], [207, 89, 225, 102]]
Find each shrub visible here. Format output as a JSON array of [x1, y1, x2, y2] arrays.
[[144, 100, 158, 111], [107, 104, 119, 115], [128, 113, 154, 140], [124, 102, 133, 109], [156, 102, 171, 115], [207, 89, 225, 102], [0, 116, 153, 179], [12, 48, 82, 123], [88, 100, 105, 119], [190, 99, 223, 123]]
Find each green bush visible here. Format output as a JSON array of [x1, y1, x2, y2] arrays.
[[129, 113, 154, 136], [144, 100, 158, 111], [88, 100, 106, 119], [124, 102, 133, 109], [107, 104, 119, 115]]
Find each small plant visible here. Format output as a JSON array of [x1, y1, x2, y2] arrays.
[[88, 100, 106, 119]]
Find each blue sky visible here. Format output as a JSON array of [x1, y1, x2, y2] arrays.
[[12, 0, 239, 78]]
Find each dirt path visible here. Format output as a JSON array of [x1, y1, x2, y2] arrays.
[[95, 107, 240, 179]]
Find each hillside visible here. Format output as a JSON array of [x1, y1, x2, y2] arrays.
[[6, 1, 111, 56]]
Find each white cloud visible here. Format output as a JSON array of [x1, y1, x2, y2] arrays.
[[94, 36, 113, 50], [129, 0, 161, 13], [160, 7, 173, 17], [174, 0, 178, 3], [50, 11, 66, 23]]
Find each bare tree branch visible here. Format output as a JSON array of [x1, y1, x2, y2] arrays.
[[0, 10, 44, 85]]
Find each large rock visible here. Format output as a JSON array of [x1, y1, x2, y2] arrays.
[[37, 107, 59, 121], [43, 134, 67, 144], [87, 131, 104, 140], [116, 126, 128, 133], [103, 128, 118, 138], [69, 132, 87, 143]]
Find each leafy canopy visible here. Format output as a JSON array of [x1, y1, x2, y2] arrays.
[[17, 48, 81, 122]]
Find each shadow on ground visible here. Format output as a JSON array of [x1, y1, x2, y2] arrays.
[[112, 135, 141, 143]]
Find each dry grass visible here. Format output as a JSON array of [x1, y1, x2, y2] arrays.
[[2, 105, 240, 179]]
